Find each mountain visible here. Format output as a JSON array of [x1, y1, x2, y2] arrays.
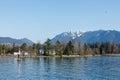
[[0, 37, 34, 45], [51, 30, 120, 44], [79, 30, 120, 43], [51, 31, 83, 44], [20, 38, 34, 45]]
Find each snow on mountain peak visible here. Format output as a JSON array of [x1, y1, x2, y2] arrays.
[[51, 30, 120, 44], [51, 31, 83, 44]]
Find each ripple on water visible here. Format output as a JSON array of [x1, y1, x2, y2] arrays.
[[0, 57, 120, 80]]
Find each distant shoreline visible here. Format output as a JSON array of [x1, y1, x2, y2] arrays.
[[102, 54, 120, 56], [0, 54, 92, 58], [0, 54, 120, 58]]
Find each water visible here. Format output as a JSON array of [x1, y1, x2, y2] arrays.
[[0, 56, 120, 80]]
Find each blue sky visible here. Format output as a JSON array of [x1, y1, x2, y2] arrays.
[[0, 0, 120, 43]]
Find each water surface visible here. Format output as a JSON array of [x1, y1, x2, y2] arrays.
[[0, 56, 120, 80]]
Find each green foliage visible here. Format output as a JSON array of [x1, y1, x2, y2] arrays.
[[54, 41, 65, 56], [21, 43, 28, 51], [32, 42, 41, 55], [1, 39, 120, 56], [64, 41, 74, 55], [43, 38, 54, 55]]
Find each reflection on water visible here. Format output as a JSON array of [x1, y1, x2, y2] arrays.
[[0, 56, 120, 80], [17, 60, 21, 76]]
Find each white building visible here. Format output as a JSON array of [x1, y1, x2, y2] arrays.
[[14, 51, 21, 55], [23, 52, 29, 55]]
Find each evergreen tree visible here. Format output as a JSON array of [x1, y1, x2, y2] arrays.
[[54, 41, 62, 55], [64, 41, 74, 55], [104, 42, 111, 54], [43, 38, 53, 55], [83, 43, 92, 55], [21, 43, 28, 51], [77, 42, 82, 55], [36, 42, 41, 55]]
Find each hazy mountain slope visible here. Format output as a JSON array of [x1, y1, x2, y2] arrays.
[[80, 30, 120, 43], [51, 31, 83, 44], [51, 30, 120, 44], [0, 37, 34, 45]]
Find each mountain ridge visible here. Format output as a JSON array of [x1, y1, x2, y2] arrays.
[[0, 37, 34, 45], [51, 31, 83, 44], [51, 30, 120, 44]]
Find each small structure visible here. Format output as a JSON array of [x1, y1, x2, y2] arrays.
[[22, 51, 30, 56], [14, 49, 21, 55], [14, 52, 20, 55], [24, 52, 29, 55], [14, 48, 31, 56], [39, 49, 44, 55]]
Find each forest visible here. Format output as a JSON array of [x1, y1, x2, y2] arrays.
[[0, 38, 120, 56]]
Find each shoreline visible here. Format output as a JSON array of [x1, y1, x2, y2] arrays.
[[102, 54, 120, 56], [0, 54, 97, 58], [0, 54, 120, 58]]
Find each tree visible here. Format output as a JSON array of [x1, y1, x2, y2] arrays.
[[94, 42, 100, 55], [100, 43, 104, 55], [43, 38, 53, 55], [83, 43, 88, 55], [64, 41, 74, 55], [83, 43, 92, 55], [21, 43, 28, 51], [54, 41, 63, 56], [0, 45, 2, 54], [32, 43, 41, 55], [104, 42, 111, 54], [32, 43, 36, 51], [36, 42, 41, 55], [77, 42, 82, 55]]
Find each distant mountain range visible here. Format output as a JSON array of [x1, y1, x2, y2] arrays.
[[51, 31, 83, 44], [1, 30, 120, 46], [0, 37, 34, 45], [51, 30, 120, 44]]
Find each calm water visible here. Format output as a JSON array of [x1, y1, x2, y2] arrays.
[[0, 56, 120, 80]]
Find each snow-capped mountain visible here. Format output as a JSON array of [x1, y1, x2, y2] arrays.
[[51, 31, 83, 44], [51, 30, 120, 44], [79, 30, 120, 43]]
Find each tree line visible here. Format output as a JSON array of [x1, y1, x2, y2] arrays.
[[0, 38, 120, 56]]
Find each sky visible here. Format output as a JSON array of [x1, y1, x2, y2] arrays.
[[0, 0, 120, 43]]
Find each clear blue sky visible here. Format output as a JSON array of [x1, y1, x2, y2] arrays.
[[0, 0, 120, 43]]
